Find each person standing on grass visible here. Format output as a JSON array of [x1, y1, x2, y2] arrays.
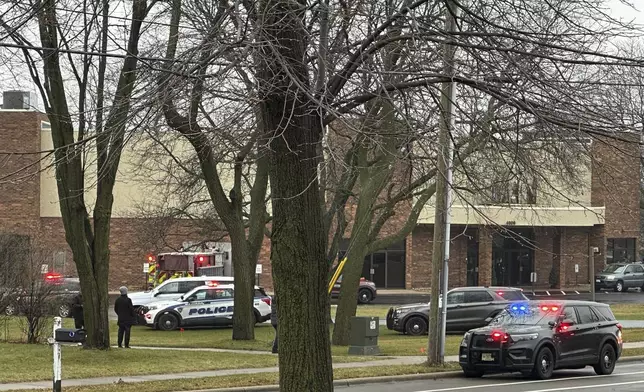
[[71, 292, 84, 330], [114, 286, 136, 348], [271, 293, 278, 354]]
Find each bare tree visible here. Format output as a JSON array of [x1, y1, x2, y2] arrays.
[[1, 0, 162, 348]]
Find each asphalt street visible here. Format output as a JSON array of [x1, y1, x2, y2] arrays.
[[337, 362, 644, 392], [369, 290, 644, 305]]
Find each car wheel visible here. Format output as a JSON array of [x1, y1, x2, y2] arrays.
[[531, 347, 555, 380], [594, 344, 616, 375], [358, 289, 373, 304], [58, 304, 71, 318], [157, 313, 179, 331], [462, 367, 484, 378], [404, 316, 428, 336], [4, 304, 16, 316], [615, 281, 624, 292]]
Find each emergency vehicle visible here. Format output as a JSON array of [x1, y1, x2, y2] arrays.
[[145, 248, 230, 289], [141, 283, 272, 331], [129, 276, 235, 310]]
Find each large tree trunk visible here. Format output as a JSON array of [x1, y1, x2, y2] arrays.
[[229, 225, 256, 340], [260, 1, 333, 390]]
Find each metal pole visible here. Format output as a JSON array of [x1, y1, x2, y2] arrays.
[[439, 0, 459, 363], [589, 247, 595, 302], [52, 316, 62, 392]]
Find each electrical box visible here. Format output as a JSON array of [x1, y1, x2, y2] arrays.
[[55, 328, 86, 343], [348, 316, 380, 355]]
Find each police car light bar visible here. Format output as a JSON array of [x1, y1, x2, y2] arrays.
[[206, 281, 218, 287]]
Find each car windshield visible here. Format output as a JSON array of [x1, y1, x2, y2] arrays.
[[602, 264, 626, 274], [489, 304, 560, 326]]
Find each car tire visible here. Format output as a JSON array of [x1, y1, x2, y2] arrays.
[[358, 289, 373, 304], [157, 313, 179, 331], [58, 304, 71, 318], [615, 281, 625, 292], [4, 304, 16, 316], [531, 347, 555, 380], [404, 316, 428, 336], [462, 367, 484, 378], [593, 344, 616, 375]]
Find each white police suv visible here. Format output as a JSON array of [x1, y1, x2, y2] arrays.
[[142, 284, 271, 331]]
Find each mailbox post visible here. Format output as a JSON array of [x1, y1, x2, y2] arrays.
[[348, 316, 380, 355], [49, 317, 86, 392]]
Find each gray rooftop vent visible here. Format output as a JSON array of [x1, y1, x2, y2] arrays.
[[2, 91, 37, 110]]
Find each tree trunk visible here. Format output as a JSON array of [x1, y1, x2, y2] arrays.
[[260, 1, 334, 389], [230, 225, 256, 340], [331, 241, 368, 345]]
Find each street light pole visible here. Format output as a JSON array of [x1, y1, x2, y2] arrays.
[[438, 0, 460, 363]]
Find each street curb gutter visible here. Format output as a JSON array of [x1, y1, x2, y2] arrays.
[[177, 371, 463, 392], [178, 357, 644, 392]]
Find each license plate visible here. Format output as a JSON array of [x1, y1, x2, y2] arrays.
[[596, 279, 601, 283], [481, 353, 494, 362]]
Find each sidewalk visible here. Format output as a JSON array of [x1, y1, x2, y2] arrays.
[[4, 341, 644, 391], [0, 354, 436, 391]]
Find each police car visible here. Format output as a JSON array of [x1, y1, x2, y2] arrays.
[[142, 284, 271, 331]]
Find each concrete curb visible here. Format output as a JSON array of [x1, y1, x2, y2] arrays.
[[177, 371, 463, 392], [178, 356, 644, 392]]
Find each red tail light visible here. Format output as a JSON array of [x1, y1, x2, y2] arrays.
[[261, 297, 271, 306]]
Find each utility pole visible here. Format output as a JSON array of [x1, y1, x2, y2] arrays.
[[427, 0, 460, 365], [589, 246, 596, 302]]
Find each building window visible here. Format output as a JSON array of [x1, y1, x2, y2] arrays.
[[607, 238, 636, 264]]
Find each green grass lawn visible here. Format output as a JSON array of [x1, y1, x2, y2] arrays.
[[1, 364, 461, 392], [611, 304, 644, 320]]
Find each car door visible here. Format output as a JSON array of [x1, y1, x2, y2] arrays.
[[573, 306, 602, 360], [462, 290, 495, 330], [445, 291, 466, 331], [556, 306, 584, 364], [633, 265, 644, 287], [154, 281, 181, 302], [207, 288, 234, 326], [623, 265, 637, 289], [182, 288, 209, 326]]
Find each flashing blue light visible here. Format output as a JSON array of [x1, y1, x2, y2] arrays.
[[509, 303, 530, 316]]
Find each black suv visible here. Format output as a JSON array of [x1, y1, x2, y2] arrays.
[[459, 300, 623, 380], [3, 277, 80, 318], [386, 286, 528, 335]]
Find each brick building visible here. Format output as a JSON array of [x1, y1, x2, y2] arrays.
[[1, 100, 640, 291]]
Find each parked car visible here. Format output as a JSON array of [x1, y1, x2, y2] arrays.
[[3, 277, 80, 318], [141, 284, 271, 330], [128, 276, 236, 311], [459, 300, 622, 379], [386, 286, 528, 335], [595, 262, 644, 292], [330, 276, 377, 304]]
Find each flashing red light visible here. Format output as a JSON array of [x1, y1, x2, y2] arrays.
[[491, 331, 510, 343], [540, 305, 560, 312], [147, 255, 154, 262], [206, 281, 218, 287], [260, 297, 272, 306], [44, 272, 62, 281], [198, 256, 205, 263], [558, 323, 571, 333], [496, 291, 504, 296]]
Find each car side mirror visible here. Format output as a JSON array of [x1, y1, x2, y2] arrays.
[[548, 321, 556, 328], [485, 316, 493, 324]]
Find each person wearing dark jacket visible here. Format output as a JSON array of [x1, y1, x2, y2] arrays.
[[71, 293, 84, 330], [270, 294, 278, 354], [114, 286, 136, 348]]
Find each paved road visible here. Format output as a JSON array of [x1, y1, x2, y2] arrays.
[[338, 362, 644, 392], [368, 290, 644, 305]]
